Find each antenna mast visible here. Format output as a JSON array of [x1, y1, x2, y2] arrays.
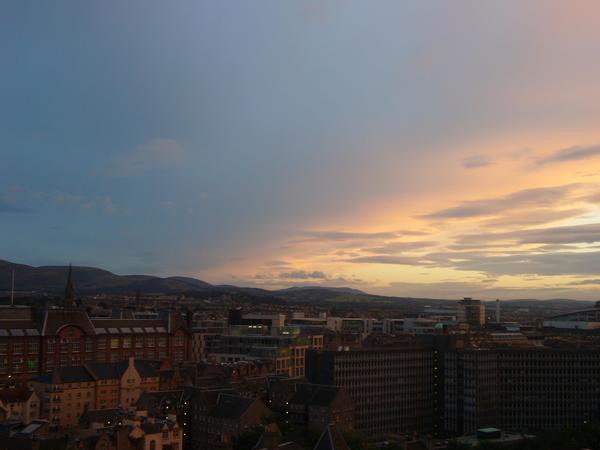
[[10, 269, 15, 307]]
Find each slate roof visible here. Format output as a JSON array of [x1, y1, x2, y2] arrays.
[[289, 384, 340, 408], [79, 408, 122, 426], [42, 309, 96, 335], [35, 367, 95, 384], [0, 387, 34, 403], [313, 424, 350, 450], [135, 390, 187, 412], [209, 394, 256, 419], [87, 359, 159, 380]]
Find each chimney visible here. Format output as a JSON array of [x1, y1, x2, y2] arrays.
[[495, 299, 500, 323]]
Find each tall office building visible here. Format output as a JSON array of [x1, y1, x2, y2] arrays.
[[306, 347, 435, 436]]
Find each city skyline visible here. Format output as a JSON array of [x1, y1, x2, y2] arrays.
[[3, 1, 600, 299]]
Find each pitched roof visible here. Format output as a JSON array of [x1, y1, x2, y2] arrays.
[[79, 408, 122, 426], [135, 390, 187, 412], [313, 424, 350, 450], [289, 384, 340, 408], [135, 360, 160, 377], [85, 359, 159, 381], [0, 387, 34, 403], [209, 394, 256, 419], [35, 367, 94, 384], [42, 308, 96, 335]]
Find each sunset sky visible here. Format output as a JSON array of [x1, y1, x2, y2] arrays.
[[2, 1, 600, 299]]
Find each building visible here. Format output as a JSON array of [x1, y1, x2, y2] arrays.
[[457, 298, 485, 327], [0, 387, 40, 424], [287, 383, 354, 432], [543, 301, 600, 330], [29, 358, 160, 428], [0, 305, 191, 386], [306, 347, 435, 437], [444, 345, 600, 434], [194, 392, 271, 449], [131, 418, 182, 450], [210, 325, 314, 378], [191, 319, 227, 362]]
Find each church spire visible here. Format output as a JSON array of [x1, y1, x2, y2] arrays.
[[64, 263, 75, 307]]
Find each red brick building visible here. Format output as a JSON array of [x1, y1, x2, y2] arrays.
[[0, 305, 191, 386]]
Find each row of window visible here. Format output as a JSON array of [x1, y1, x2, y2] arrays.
[[0, 341, 39, 355]]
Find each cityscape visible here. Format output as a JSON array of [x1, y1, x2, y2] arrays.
[[3, 1, 600, 449], [1, 262, 600, 449]]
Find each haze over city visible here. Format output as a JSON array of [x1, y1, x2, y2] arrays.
[[3, 1, 600, 299]]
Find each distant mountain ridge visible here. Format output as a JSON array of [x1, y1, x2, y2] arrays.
[[0, 260, 213, 294], [0, 260, 369, 297], [0, 260, 593, 312]]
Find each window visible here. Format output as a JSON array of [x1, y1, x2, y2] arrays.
[[162, 431, 169, 439], [158, 337, 167, 348], [12, 341, 23, 355], [0, 358, 7, 374], [135, 337, 144, 348], [174, 334, 185, 347], [123, 336, 132, 348], [110, 338, 120, 349], [97, 339, 106, 350], [85, 338, 93, 352], [147, 336, 155, 348], [0, 343, 7, 355], [12, 357, 24, 373], [110, 353, 120, 362], [60, 342, 69, 353], [149, 441, 156, 450], [27, 358, 38, 373], [28, 341, 39, 354]]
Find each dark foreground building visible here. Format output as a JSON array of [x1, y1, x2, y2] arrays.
[[306, 347, 434, 436], [445, 346, 600, 434]]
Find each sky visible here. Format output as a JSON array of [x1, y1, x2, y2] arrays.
[[2, 1, 600, 299]]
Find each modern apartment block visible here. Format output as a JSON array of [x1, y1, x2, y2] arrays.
[[306, 347, 435, 437], [456, 298, 486, 328], [444, 346, 600, 434], [209, 323, 325, 378]]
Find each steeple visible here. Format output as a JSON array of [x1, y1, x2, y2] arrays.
[[64, 263, 75, 307]]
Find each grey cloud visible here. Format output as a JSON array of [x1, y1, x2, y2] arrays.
[[457, 222, 600, 246], [299, 230, 401, 241], [278, 270, 327, 279], [462, 154, 493, 169], [569, 279, 600, 285], [425, 249, 600, 277], [539, 145, 600, 166], [362, 240, 436, 254], [385, 280, 599, 301], [480, 208, 587, 228], [345, 255, 420, 265], [422, 185, 578, 220]]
